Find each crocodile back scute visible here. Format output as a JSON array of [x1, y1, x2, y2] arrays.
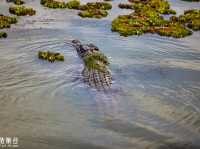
[[82, 67, 112, 90]]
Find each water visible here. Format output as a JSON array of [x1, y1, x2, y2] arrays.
[[0, 0, 200, 149]]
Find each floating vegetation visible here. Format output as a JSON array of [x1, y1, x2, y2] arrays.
[[41, 0, 67, 9], [38, 51, 64, 62], [78, 2, 112, 18], [0, 14, 17, 29], [112, 0, 200, 38], [111, 8, 192, 38], [118, 3, 133, 9], [0, 32, 7, 38], [41, 0, 80, 9], [157, 22, 192, 38], [130, 0, 176, 15], [112, 0, 178, 37], [79, 2, 112, 10], [0, 15, 17, 38], [66, 0, 80, 9], [40, 0, 111, 18], [14, 0, 25, 5], [112, 9, 165, 36], [9, 6, 36, 16], [6, 0, 25, 5], [179, 9, 200, 31], [78, 9, 108, 18]]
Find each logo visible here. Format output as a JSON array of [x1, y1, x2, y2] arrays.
[[0, 137, 18, 148]]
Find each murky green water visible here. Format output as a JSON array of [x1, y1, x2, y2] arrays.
[[0, 0, 200, 149]]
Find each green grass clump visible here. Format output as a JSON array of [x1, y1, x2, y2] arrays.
[[132, 0, 176, 15], [0, 14, 17, 38], [157, 22, 192, 38], [78, 2, 112, 18], [14, 0, 25, 5], [0, 14, 17, 29], [148, 0, 176, 14], [40, 0, 67, 9], [83, 51, 109, 72], [111, 9, 166, 36], [40, 1, 111, 18], [129, 0, 176, 15], [66, 0, 80, 9], [179, 9, 200, 31], [118, 3, 134, 9], [41, 0, 80, 9], [38, 51, 64, 62], [78, 9, 108, 18], [0, 32, 7, 38], [111, 9, 192, 38], [9, 6, 36, 16], [79, 2, 112, 10], [111, 0, 200, 38]]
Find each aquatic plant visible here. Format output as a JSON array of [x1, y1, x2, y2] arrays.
[[111, 8, 192, 38], [79, 2, 112, 10], [118, 3, 133, 9], [0, 32, 7, 38], [66, 0, 80, 9], [38, 51, 64, 62], [0, 14, 17, 38], [41, 0, 81, 9], [78, 2, 111, 18], [9, 6, 36, 16], [40, 0, 67, 9], [14, 0, 25, 5], [0, 14, 17, 29], [149, 0, 176, 14], [83, 51, 109, 72], [111, 0, 200, 38], [78, 9, 108, 18], [6, 0, 25, 5], [40, 0, 111, 18], [111, 10, 164, 36], [157, 22, 192, 38], [179, 9, 200, 31], [130, 0, 176, 15]]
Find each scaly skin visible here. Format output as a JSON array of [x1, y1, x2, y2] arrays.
[[72, 40, 112, 90]]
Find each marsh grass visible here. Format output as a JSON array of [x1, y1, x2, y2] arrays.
[[38, 51, 64, 62], [9, 6, 36, 16]]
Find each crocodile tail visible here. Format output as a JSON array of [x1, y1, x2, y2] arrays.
[[82, 67, 112, 90]]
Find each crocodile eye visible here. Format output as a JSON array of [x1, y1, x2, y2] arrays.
[[72, 40, 81, 44]]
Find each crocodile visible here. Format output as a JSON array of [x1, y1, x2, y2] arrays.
[[72, 40, 112, 90]]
